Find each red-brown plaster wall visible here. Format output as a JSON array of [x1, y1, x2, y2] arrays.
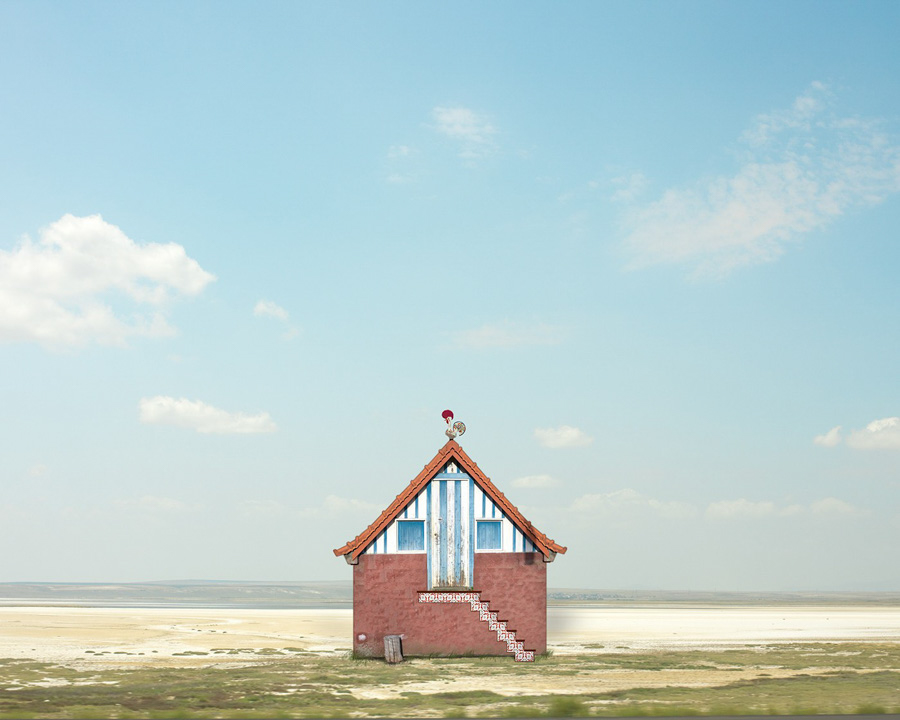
[[475, 552, 547, 654], [352, 552, 547, 658]]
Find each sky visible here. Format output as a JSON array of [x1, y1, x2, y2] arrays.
[[1, 1, 898, 591]]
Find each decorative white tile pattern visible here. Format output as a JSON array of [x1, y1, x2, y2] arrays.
[[418, 591, 536, 662]]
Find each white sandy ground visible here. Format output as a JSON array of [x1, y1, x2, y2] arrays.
[[548, 605, 900, 653], [1, 605, 898, 669]]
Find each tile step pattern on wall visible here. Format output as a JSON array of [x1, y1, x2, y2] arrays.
[[418, 591, 536, 662]]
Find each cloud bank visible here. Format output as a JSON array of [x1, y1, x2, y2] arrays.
[[116, 495, 190, 513], [814, 425, 843, 447], [0, 214, 214, 349], [534, 425, 593, 448], [567, 489, 863, 521], [571, 488, 697, 519], [814, 417, 900, 450], [706, 496, 863, 519], [847, 416, 900, 450], [138, 396, 277, 434], [511, 474, 560, 488], [242, 495, 382, 520], [253, 299, 289, 321], [253, 299, 298, 339], [623, 83, 900, 276], [453, 321, 564, 349], [432, 106, 497, 160]]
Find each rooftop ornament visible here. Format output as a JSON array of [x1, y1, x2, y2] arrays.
[[442, 409, 466, 440]]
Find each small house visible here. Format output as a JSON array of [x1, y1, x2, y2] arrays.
[[333, 436, 566, 661]]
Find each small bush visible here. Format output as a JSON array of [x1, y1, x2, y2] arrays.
[[856, 703, 887, 714], [546, 696, 588, 717]]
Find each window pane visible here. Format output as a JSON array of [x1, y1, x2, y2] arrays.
[[477, 521, 501, 550], [398, 520, 425, 551]]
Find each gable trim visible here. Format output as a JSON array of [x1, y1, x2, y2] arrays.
[[333, 440, 567, 562]]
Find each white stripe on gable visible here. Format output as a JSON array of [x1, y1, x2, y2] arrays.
[[363, 487, 428, 554], [473, 482, 539, 554], [363, 481, 539, 555]]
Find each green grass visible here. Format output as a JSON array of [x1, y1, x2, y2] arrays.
[[0, 643, 897, 718]]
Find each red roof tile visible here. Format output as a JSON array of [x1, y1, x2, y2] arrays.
[[333, 439, 567, 561]]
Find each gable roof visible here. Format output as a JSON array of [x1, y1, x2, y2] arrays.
[[333, 439, 567, 562]]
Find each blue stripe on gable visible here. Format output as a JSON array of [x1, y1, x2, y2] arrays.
[[454, 479, 462, 584], [468, 477, 475, 585], [481, 491, 485, 518]]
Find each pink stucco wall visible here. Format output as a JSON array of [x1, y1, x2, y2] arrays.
[[352, 552, 547, 658]]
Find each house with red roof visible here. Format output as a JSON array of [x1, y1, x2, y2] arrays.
[[333, 437, 566, 661]]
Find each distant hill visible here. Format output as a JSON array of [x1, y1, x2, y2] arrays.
[[1, 582, 896, 608], [548, 588, 900, 605], [0, 581, 352, 608]]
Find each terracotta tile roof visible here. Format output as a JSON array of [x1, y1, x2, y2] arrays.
[[333, 439, 567, 562]]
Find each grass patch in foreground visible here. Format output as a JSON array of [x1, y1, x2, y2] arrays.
[[0, 643, 897, 718]]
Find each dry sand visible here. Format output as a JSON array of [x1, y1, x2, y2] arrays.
[[1, 605, 899, 669], [0, 607, 349, 668], [549, 605, 900, 653]]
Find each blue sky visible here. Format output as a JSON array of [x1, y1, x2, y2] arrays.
[[1, 1, 898, 590]]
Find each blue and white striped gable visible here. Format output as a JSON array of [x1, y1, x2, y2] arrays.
[[362, 484, 427, 555], [362, 460, 538, 556]]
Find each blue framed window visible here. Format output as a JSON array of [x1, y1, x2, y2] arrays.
[[398, 520, 425, 551], [477, 520, 502, 550]]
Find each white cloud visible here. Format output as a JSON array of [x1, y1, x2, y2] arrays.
[[116, 495, 189, 513], [706, 498, 778, 519], [810, 497, 863, 515], [28, 464, 48, 477], [846, 416, 900, 450], [453, 321, 564, 349], [138, 396, 277, 434], [609, 172, 648, 204], [570, 488, 698, 519], [388, 145, 412, 159], [741, 81, 829, 147], [386, 145, 417, 184], [813, 417, 900, 450], [534, 425, 593, 449], [242, 495, 381, 520], [432, 106, 497, 160], [253, 299, 298, 339], [623, 83, 900, 276], [253, 299, 289, 321], [814, 425, 842, 447], [707, 496, 865, 519], [511, 474, 560, 488], [0, 214, 214, 349], [320, 495, 383, 515]]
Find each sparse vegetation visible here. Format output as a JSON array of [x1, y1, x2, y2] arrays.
[[0, 643, 898, 718]]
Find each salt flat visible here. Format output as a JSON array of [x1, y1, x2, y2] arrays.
[[1, 605, 899, 668], [549, 605, 900, 653]]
